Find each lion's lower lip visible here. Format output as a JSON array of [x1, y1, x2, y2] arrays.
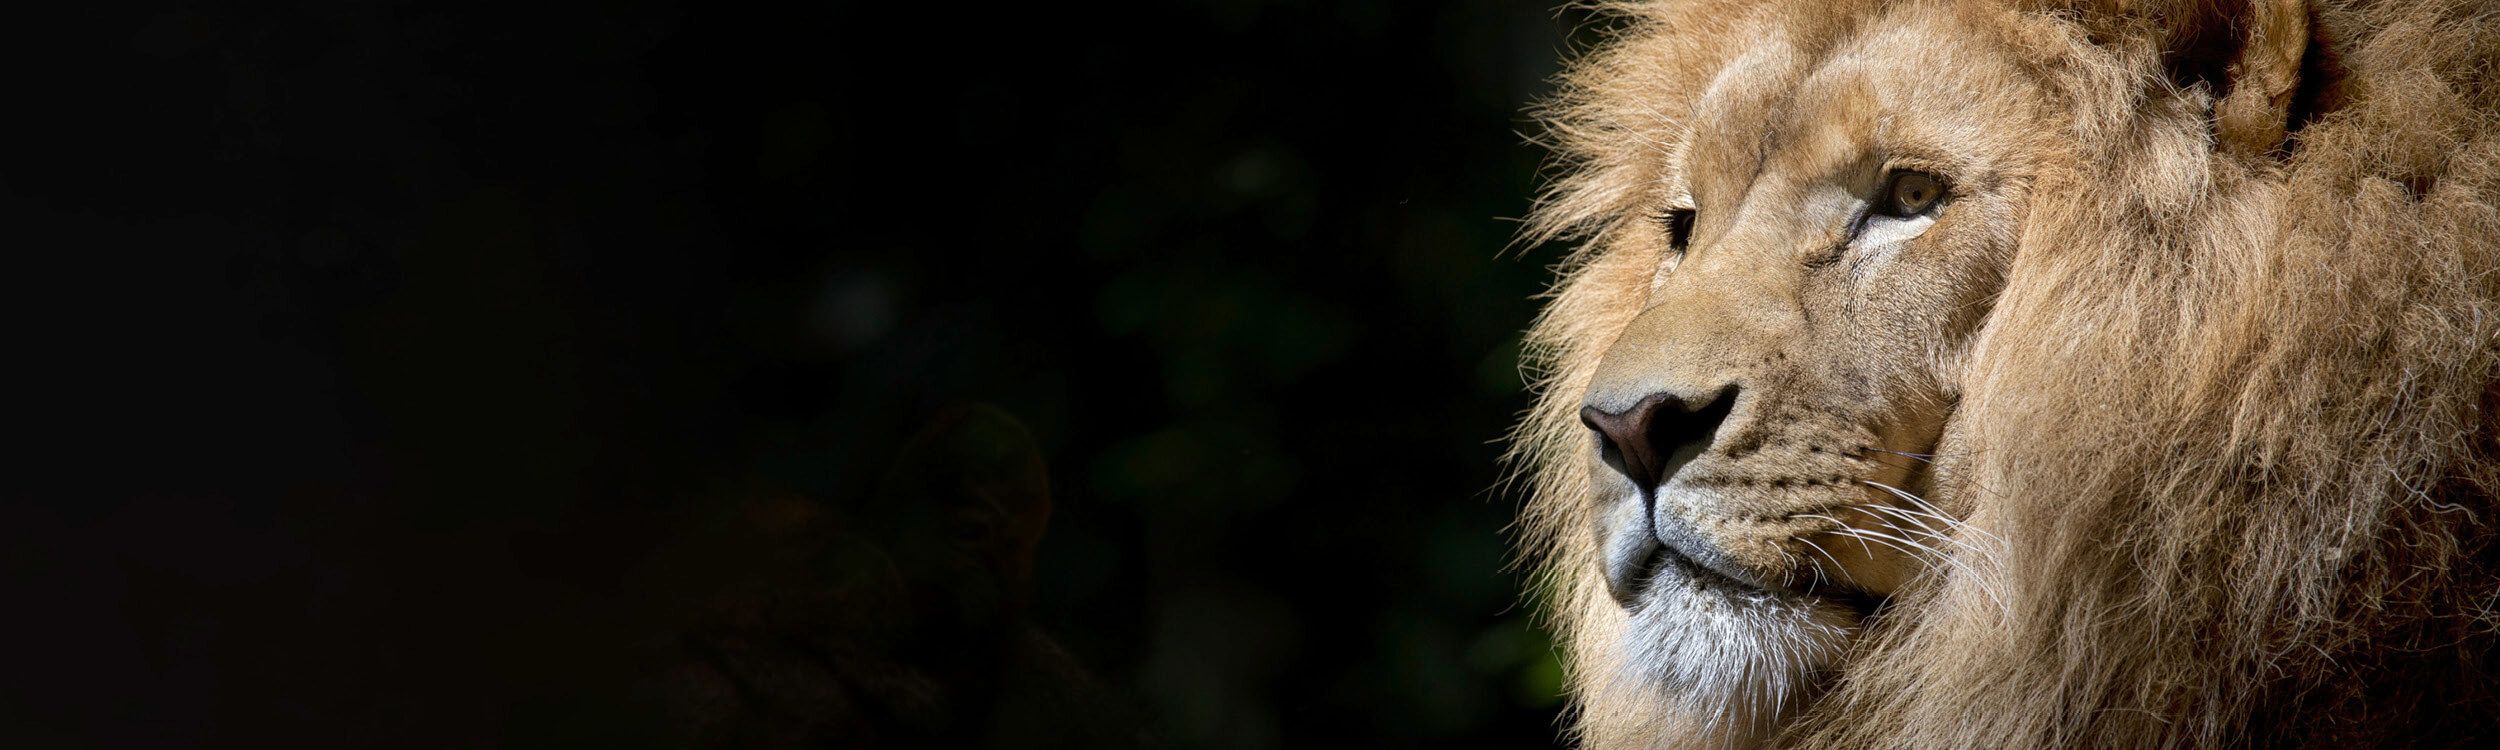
[[1641, 540, 1778, 599]]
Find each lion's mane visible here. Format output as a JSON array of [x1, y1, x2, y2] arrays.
[[1511, 1, 2500, 746]]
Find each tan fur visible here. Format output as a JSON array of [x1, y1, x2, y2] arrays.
[[1510, 1, 2500, 747]]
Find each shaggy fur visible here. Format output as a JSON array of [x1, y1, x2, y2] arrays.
[[1510, 1, 2500, 747]]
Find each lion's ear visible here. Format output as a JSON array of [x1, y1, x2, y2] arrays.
[[2200, 0, 2315, 157], [2078, 0, 2325, 157]]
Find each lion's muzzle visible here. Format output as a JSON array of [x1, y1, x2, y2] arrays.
[[1582, 385, 1794, 605]]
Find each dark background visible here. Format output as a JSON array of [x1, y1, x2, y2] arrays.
[[9, 1, 1596, 746]]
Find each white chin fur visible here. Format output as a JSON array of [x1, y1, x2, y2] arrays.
[[1591, 566, 1858, 749]]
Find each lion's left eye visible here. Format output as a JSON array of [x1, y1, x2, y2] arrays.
[[1875, 170, 1946, 217], [1655, 206, 1697, 252]]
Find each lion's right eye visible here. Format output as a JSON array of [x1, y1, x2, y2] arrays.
[[1875, 170, 1946, 218], [1656, 206, 1697, 252]]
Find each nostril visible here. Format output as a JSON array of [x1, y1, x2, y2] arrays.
[[1579, 404, 1647, 487], [1580, 386, 1740, 490]]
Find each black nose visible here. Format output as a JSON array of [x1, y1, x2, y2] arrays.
[[1579, 387, 1737, 490]]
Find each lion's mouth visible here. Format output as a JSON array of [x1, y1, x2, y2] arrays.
[[1629, 540, 1756, 599], [1610, 476, 1910, 610], [1631, 509, 1789, 593], [1628, 526, 1891, 624]]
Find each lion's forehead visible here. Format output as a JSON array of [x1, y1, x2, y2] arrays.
[[1675, 8, 2041, 221]]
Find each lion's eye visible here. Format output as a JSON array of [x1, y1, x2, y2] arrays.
[[1875, 170, 1945, 217], [1656, 206, 1697, 251]]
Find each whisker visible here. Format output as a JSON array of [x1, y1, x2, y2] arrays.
[[1797, 513, 1878, 560], [1858, 502, 1965, 539], [1862, 506, 1993, 560], [1861, 453, 1933, 472], [1831, 526, 2010, 613], [1859, 502, 1942, 532], [1882, 509, 1995, 555], [1862, 479, 2008, 548], [1793, 536, 1839, 589], [1830, 526, 1934, 559]]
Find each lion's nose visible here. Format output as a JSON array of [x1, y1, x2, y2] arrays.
[[1579, 387, 1737, 491]]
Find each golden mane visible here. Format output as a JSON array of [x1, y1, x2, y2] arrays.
[[1510, 0, 2500, 745]]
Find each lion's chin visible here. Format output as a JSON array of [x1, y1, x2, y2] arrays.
[[1591, 567, 1859, 748]]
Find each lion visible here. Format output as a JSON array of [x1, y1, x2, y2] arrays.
[[1508, 0, 2500, 747]]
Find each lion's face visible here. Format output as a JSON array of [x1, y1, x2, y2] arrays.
[[1529, 0, 2500, 747], [1554, 5, 2057, 743]]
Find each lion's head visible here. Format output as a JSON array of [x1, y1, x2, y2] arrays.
[[1511, 1, 2500, 747]]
